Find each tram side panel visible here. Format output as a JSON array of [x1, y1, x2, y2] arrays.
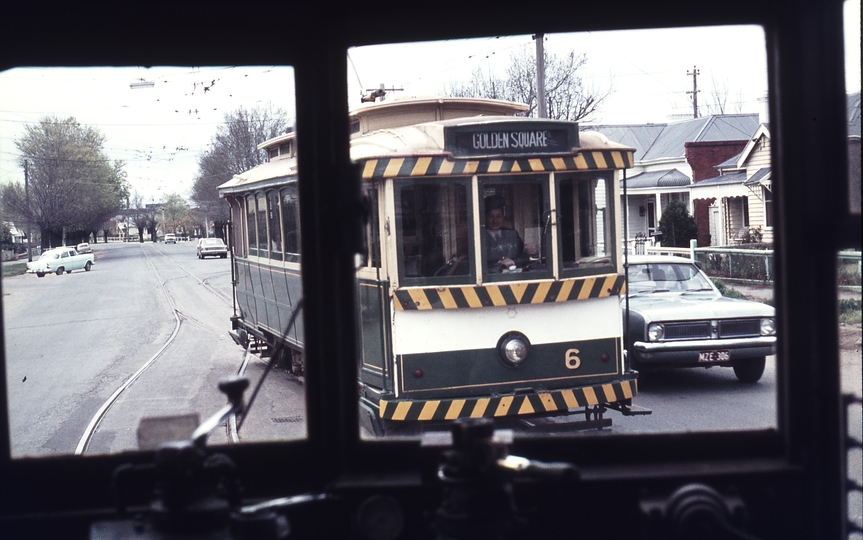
[[234, 257, 304, 351]]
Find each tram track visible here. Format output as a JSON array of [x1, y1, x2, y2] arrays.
[[75, 243, 248, 454]]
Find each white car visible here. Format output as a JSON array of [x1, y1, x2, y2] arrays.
[[196, 238, 228, 259], [624, 255, 776, 382], [26, 247, 95, 277], [164, 234, 177, 244]]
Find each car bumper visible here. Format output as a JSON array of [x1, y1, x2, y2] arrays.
[[632, 336, 776, 365], [200, 250, 227, 256]]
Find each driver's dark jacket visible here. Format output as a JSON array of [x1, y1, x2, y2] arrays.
[[485, 228, 528, 272]]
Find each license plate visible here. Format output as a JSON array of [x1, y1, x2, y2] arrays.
[[698, 350, 730, 363]]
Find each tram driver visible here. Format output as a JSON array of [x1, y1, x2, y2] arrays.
[[484, 196, 537, 273]]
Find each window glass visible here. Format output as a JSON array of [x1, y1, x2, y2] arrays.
[[350, 26, 776, 440], [481, 178, 546, 280], [1, 66, 302, 458], [256, 193, 269, 257], [281, 184, 300, 257], [361, 187, 381, 268], [247, 194, 258, 257], [267, 191, 283, 260], [559, 174, 614, 272], [397, 180, 471, 281]]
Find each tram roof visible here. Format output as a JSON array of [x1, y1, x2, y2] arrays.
[[350, 115, 633, 161], [218, 157, 297, 195]]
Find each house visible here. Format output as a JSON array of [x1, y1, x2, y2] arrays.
[[689, 124, 773, 245], [585, 114, 760, 247]]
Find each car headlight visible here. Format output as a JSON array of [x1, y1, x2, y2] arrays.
[[647, 323, 664, 341], [497, 332, 530, 367], [760, 317, 776, 335]]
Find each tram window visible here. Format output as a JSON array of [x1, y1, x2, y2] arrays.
[[396, 180, 471, 281], [559, 173, 615, 274], [267, 191, 283, 261], [360, 188, 381, 268], [281, 185, 301, 259], [256, 193, 269, 258], [247, 194, 258, 257], [480, 179, 547, 281]]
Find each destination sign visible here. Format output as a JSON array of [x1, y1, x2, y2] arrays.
[[444, 122, 578, 157]]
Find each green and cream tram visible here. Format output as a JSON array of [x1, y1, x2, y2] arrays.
[[220, 96, 642, 435]]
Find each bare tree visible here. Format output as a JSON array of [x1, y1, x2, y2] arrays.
[[703, 76, 747, 116], [446, 46, 612, 122], [191, 104, 290, 239]]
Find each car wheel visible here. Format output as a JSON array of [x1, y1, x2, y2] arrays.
[[56, 267, 64, 276], [84, 261, 92, 271], [732, 356, 766, 383], [36, 272, 45, 278]]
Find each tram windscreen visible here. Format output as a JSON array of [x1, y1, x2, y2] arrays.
[[397, 180, 471, 280], [349, 26, 787, 441], [1, 66, 302, 458]]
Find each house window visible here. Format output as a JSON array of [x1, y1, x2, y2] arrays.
[[763, 187, 773, 227], [742, 197, 750, 227]]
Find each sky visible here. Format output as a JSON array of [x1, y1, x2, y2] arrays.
[[1, 4, 859, 207]]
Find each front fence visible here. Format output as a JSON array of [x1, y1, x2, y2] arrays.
[[624, 240, 861, 290]]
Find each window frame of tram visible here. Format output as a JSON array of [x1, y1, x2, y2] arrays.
[[556, 171, 617, 279], [395, 177, 474, 286], [247, 194, 258, 257], [359, 186, 381, 268], [244, 188, 302, 263], [479, 175, 551, 283], [281, 184, 301, 263]]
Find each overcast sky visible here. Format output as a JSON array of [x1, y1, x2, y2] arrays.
[[1, 5, 859, 207]]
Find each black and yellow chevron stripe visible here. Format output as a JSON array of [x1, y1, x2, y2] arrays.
[[360, 150, 634, 180], [379, 378, 636, 421], [393, 274, 625, 311]]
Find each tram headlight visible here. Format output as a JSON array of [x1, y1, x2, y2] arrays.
[[647, 323, 664, 342], [760, 317, 776, 335], [497, 332, 530, 368]]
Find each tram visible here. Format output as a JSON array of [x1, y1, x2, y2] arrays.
[[220, 96, 644, 434]]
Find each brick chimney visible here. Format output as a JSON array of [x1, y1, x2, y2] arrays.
[[685, 140, 748, 182]]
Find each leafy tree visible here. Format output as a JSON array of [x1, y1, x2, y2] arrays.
[[447, 46, 612, 122], [158, 193, 191, 235], [2, 116, 128, 248], [657, 200, 699, 248], [191, 104, 291, 239]]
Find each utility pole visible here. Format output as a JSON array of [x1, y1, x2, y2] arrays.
[[24, 160, 32, 262], [687, 66, 700, 118], [535, 34, 547, 118]]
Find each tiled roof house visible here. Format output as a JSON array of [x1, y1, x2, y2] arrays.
[[585, 114, 759, 247]]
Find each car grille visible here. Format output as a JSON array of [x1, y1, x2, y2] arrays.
[[718, 319, 762, 337], [660, 319, 762, 340], [663, 323, 711, 340]]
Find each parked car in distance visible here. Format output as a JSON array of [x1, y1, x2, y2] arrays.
[[196, 237, 228, 259], [76, 242, 92, 254], [164, 234, 177, 244], [623, 255, 776, 382], [26, 247, 95, 277]]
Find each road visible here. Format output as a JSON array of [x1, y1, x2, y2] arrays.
[[2, 241, 305, 457]]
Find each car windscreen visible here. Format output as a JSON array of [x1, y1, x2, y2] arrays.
[[629, 263, 713, 291]]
